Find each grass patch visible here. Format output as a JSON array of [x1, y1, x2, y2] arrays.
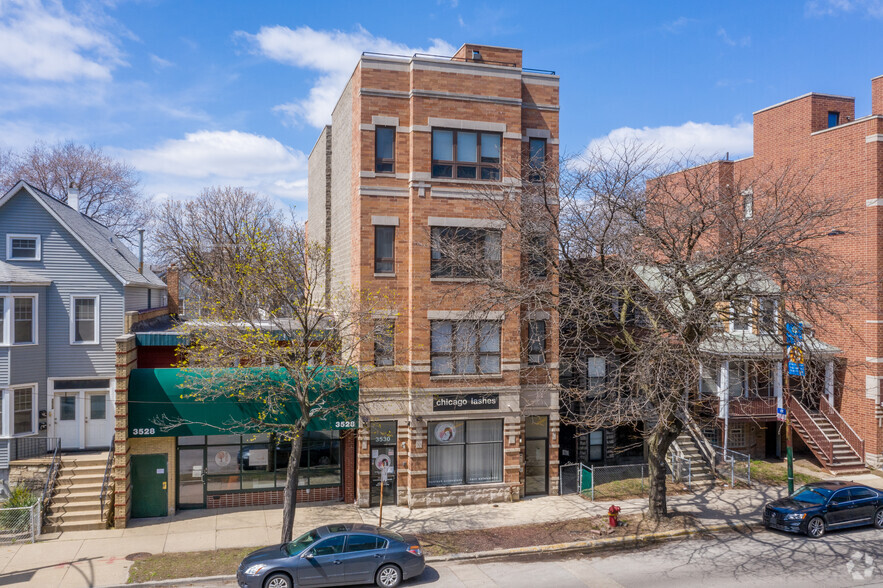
[[750, 459, 823, 487], [585, 479, 687, 501], [127, 514, 701, 582], [127, 547, 252, 584]]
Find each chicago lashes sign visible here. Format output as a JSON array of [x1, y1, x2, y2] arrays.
[[432, 393, 499, 411]]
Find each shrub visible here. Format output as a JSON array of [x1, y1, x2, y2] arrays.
[[2, 485, 37, 509]]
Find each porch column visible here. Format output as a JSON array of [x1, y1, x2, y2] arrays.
[[825, 360, 834, 404], [774, 361, 784, 410], [719, 361, 729, 419]]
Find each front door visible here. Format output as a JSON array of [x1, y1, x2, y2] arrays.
[[54, 393, 79, 450], [177, 448, 206, 509], [84, 393, 109, 448], [525, 416, 549, 495], [369, 421, 396, 507], [131, 454, 169, 518]]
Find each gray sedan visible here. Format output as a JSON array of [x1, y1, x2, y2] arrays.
[[236, 523, 425, 588]]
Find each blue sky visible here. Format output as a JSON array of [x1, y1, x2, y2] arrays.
[[2, 0, 883, 211]]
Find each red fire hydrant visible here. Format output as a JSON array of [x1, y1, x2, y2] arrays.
[[608, 504, 621, 528]]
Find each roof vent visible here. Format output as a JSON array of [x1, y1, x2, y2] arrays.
[[67, 183, 79, 212]]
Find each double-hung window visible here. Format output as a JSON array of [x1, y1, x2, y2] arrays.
[[527, 234, 548, 279], [757, 298, 777, 333], [527, 320, 546, 365], [730, 299, 751, 332], [375, 127, 395, 173], [430, 226, 502, 278], [0, 295, 37, 345], [70, 295, 99, 344], [373, 320, 395, 367], [6, 234, 40, 261], [428, 419, 503, 486], [528, 138, 546, 181], [0, 385, 37, 437], [431, 129, 501, 180], [374, 226, 395, 274], [430, 320, 501, 375]]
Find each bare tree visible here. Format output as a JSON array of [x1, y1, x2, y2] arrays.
[[153, 186, 385, 542], [446, 141, 863, 520], [0, 141, 150, 242]]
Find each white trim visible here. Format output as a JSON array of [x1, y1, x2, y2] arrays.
[[866, 134, 883, 143], [0, 293, 39, 346], [372, 115, 400, 127], [524, 128, 552, 139], [527, 310, 551, 320], [0, 182, 132, 285], [358, 186, 410, 198], [69, 294, 100, 345], [371, 216, 399, 226], [866, 357, 883, 363], [6, 234, 41, 261], [427, 310, 505, 320], [866, 375, 881, 402], [427, 216, 507, 229], [728, 299, 752, 333], [866, 199, 883, 207], [0, 383, 39, 439], [521, 74, 560, 87], [427, 118, 507, 133]]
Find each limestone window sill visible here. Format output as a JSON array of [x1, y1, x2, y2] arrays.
[[374, 273, 396, 278]]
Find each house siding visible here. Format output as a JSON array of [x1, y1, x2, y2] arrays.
[[125, 286, 148, 312]]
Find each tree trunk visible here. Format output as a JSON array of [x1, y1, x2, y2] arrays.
[[280, 430, 304, 543], [646, 424, 680, 521]]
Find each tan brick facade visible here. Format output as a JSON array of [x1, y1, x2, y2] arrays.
[[310, 44, 561, 507]]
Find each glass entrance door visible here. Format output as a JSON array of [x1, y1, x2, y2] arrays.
[[369, 421, 396, 507], [525, 416, 549, 496], [177, 448, 206, 508]]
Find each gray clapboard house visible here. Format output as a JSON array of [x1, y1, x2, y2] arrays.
[[0, 181, 166, 480]]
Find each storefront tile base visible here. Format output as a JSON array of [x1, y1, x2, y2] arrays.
[[406, 482, 519, 508], [206, 486, 342, 509]]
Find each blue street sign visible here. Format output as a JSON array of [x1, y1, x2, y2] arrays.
[[777, 407, 786, 422]]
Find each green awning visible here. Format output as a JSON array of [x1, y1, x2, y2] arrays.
[[128, 368, 358, 438]]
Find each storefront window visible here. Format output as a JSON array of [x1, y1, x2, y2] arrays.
[[428, 419, 502, 487], [177, 431, 341, 493]]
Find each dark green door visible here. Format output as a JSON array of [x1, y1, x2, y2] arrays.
[[131, 454, 169, 518]]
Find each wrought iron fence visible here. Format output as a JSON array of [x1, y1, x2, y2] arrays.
[[712, 444, 752, 487]]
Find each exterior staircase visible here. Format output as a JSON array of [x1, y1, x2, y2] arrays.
[[788, 397, 867, 474], [44, 453, 109, 533], [671, 432, 715, 489]]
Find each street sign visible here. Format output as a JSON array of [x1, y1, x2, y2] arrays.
[[777, 407, 786, 422], [785, 322, 803, 346]]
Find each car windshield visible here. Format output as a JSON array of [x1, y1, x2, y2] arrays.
[[285, 530, 321, 555], [791, 485, 833, 505]]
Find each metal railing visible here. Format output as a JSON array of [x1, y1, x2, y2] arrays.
[[729, 397, 778, 418], [820, 396, 865, 461], [712, 444, 752, 487], [788, 396, 834, 464], [11, 437, 59, 462], [668, 452, 692, 490], [684, 418, 717, 476], [38, 440, 61, 537], [99, 444, 115, 524]]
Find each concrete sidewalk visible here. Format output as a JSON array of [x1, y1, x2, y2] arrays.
[[0, 485, 797, 588]]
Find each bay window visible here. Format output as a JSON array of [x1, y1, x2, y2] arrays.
[[428, 419, 503, 486], [430, 320, 501, 375], [431, 129, 501, 180]]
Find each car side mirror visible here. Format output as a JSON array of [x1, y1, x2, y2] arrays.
[[303, 551, 314, 560]]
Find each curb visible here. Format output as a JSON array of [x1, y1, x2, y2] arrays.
[[116, 523, 762, 587], [424, 522, 761, 563]]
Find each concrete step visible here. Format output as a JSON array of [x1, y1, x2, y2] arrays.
[[43, 521, 105, 533], [56, 474, 104, 486], [54, 483, 102, 495], [47, 509, 102, 524], [49, 501, 101, 514], [52, 491, 101, 504]]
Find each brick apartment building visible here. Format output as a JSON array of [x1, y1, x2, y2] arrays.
[[680, 77, 883, 470], [308, 43, 561, 506]]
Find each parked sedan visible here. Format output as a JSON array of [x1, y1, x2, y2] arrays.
[[763, 480, 883, 538], [237, 523, 425, 588]]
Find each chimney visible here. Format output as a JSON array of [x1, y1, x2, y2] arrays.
[[138, 228, 145, 274], [873, 75, 883, 116], [166, 264, 180, 315], [67, 183, 79, 212]]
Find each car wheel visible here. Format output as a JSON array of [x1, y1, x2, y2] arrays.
[[875, 508, 883, 529], [806, 516, 826, 538], [264, 572, 292, 588], [376, 563, 402, 588]]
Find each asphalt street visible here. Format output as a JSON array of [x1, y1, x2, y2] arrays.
[[172, 526, 883, 588]]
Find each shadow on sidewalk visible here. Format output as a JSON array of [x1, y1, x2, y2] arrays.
[[0, 556, 101, 587]]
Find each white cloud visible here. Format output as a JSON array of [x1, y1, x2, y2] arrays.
[[119, 130, 308, 204], [586, 121, 754, 161], [240, 25, 454, 127], [662, 16, 693, 33], [717, 27, 751, 47], [0, 0, 123, 82], [149, 54, 174, 70], [805, 0, 883, 17]]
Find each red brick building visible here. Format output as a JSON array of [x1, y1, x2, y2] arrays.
[[308, 44, 561, 506], [683, 77, 883, 470]]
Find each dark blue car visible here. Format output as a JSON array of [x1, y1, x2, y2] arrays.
[[763, 480, 883, 538], [236, 523, 425, 588]]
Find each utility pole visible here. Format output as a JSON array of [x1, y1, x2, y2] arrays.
[[784, 355, 794, 495]]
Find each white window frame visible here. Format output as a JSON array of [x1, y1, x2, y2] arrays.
[[0, 294, 39, 346], [6, 234, 41, 261], [729, 299, 752, 333], [69, 295, 100, 345], [0, 383, 38, 438]]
